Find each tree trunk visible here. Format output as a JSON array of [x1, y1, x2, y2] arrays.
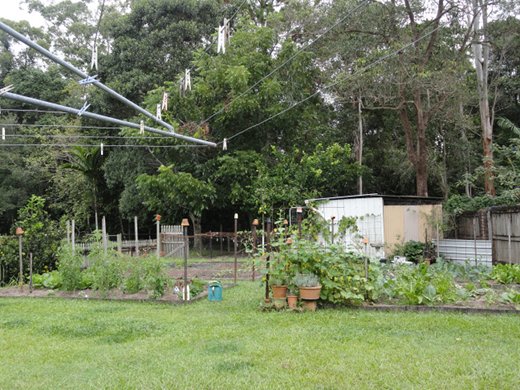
[[472, 0, 496, 196], [189, 212, 202, 252]]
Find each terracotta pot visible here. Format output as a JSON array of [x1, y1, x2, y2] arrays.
[[299, 286, 321, 300], [302, 300, 317, 311], [271, 285, 288, 299], [287, 295, 298, 309]]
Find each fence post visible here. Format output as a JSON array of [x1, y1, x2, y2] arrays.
[[220, 224, 223, 254], [17, 228, 23, 289], [66, 220, 71, 244], [331, 216, 335, 244], [117, 234, 122, 253], [297, 207, 303, 239], [134, 216, 139, 257]]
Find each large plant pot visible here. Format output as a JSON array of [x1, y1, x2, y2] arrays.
[[299, 286, 321, 300], [271, 285, 288, 299], [287, 295, 298, 309]]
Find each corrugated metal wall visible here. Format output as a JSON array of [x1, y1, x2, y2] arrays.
[[316, 197, 385, 258], [491, 208, 520, 264], [434, 239, 492, 267]]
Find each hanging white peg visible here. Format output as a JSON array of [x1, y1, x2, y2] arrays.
[[90, 44, 98, 71], [223, 138, 227, 151], [184, 69, 191, 92], [217, 18, 230, 54], [140, 120, 144, 135], [100, 142, 104, 156], [156, 104, 162, 120], [161, 92, 169, 111], [78, 101, 91, 116], [1, 127, 5, 141]]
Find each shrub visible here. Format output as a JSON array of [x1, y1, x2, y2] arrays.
[[491, 264, 520, 284], [392, 240, 434, 263], [57, 243, 84, 291], [141, 257, 169, 299]]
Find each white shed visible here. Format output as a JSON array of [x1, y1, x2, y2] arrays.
[[305, 194, 443, 259]]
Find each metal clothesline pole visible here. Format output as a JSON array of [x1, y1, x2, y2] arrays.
[[0, 21, 174, 132], [1, 92, 216, 147]]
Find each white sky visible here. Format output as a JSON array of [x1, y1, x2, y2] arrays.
[[3, 1, 45, 26]]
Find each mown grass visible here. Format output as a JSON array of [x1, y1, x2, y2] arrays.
[[0, 283, 519, 389]]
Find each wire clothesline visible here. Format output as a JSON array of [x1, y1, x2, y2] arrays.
[[221, 20, 446, 145], [0, 143, 207, 149], [0, 134, 188, 140], [197, 0, 372, 127]]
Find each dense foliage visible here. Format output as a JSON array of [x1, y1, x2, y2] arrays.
[[0, 0, 519, 276]]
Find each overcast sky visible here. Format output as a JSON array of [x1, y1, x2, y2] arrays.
[[3, 1, 45, 26]]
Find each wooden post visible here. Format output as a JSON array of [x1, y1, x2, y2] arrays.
[[102, 216, 108, 255], [134, 216, 139, 257], [508, 213, 512, 265], [18, 234, 23, 289], [436, 224, 440, 259], [156, 218, 161, 258], [265, 218, 271, 302], [297, 207, 303, 239], [66, 220, 71, 244], [71, 220, 76, 255], [234, 213, 238, 285], [29, 253, 33, 294], [252, 219, 259, 281], [117, 234, 122, 253]]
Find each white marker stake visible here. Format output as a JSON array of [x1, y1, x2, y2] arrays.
[[1, 127, 5, 140], [100, 143, 104, 155]]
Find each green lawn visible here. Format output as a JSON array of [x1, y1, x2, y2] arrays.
[[1, 283, 519, 389]]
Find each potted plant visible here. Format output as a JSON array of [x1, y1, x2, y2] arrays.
[[269, 260, 289, 299], [286, 285, 298, 309], [294, 273, 321, 300]]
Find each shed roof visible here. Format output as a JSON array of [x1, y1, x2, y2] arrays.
[[306, 193, 443, 206]]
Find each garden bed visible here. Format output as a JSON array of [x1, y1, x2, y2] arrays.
[[0, 285, 210, 303]]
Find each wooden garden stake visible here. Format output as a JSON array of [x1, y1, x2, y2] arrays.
[[234, 213, 238, 285], [134, 216, 139, 256], [252, 219, 259, 281], [16, 227, 24, 289], [71, 219, 76, 254], [29, 253, 33, 294], [156, 214, 161, 258], [265, 218, 272, 302], [102, 216, 108, 255]]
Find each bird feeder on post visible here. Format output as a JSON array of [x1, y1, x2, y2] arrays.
[[16, 227, 24, 289], [181, 218, 190, 301]]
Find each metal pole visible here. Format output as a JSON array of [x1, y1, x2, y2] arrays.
[[2, 92, 216, 147], [181, 219, 190, 302], [265, 218, 272, 302], [331, 216, 335, 244], [134, 216, 139, 257], [234, 213, 238, 285], [0, 21, 174, 131], [18, 235, 23, 288]]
